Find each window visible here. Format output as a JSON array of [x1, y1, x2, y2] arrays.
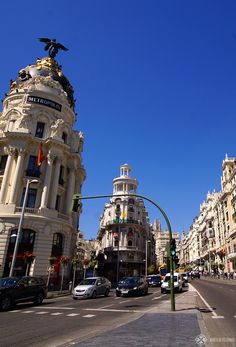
[[62, 132, 67, 144], [21, 188, 37, 208], [26, 156, 40, 177], [55, 195, 60, 211], [0, 155, 7, 175], [59, 166, 64, 186], [51, 233, 63, 257], [35, 122, 45, 138], [128, 240, 133, 247]]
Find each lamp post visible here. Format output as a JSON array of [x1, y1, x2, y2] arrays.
[[9, 179, 38, 277], [145, 239, 151, 277]]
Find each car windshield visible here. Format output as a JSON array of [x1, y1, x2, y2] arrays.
[[119, 277, 139, 285], [164, 276, 177, 282], [79, 279, 96, 285], [0, 278, 17, 288]]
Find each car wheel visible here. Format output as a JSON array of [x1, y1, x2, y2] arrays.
[[73, 297, 78, 300], [34, 293, 44, 305], [104, 288, 109, 297], [0, 296, 12, 311], [92, 290, 97, 299], [116, 292, 121, 297]]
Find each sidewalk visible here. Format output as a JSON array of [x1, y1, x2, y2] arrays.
[[68, 284, 210, 347], [199, 276, 236, 285], [46, 290, 71, 299]]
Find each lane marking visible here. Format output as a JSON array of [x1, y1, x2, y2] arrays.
[[152, 295, 166, 301], [84, 308, 146, 313], [212, 316, 224, 319], [67, 313, 80, 317], [189, 283, 221, 318], [82, 314, 95, 318], [22, 310, 35, 314], [98, 304, 114, 309], [10, 310, 21, 313], [50, 312, 63, 316], [35, 311, 48, 315], [119, 300, 131, 303], [134, 297, 142, 300], [34, 306, 74, 310], [233, 316, 236, 318]]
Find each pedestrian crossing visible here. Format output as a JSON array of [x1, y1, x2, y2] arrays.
[[9, 310, 95, 318]]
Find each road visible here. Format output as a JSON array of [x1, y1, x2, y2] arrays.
[[191, 277, 236, 346], [0, 287, 169, 347]]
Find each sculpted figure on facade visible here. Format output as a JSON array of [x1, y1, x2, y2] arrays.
[[50, 119, 65, 138]]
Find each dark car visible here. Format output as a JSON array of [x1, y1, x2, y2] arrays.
[[116, 276, 148, 297], [0, 276, 47, 311], [146, 275, 162, 287]]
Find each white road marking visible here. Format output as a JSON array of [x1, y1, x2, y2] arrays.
[[10, 310, 21, 313], [212, 316, 224, 319], [22, 310, 35, 314], [82, 314, 95, 318], [98, 304, 114, 309], [35, 311, 48, 315], [134, 297, 142, 300], [67, 313, 80, 317], [233, 316, 236, 318], [84, 308, 145, 313], [119, 300, 131, 303], [34, 306, 74, 310], [152, 295, 166, 301], [189, 283, 221, 318], [50, 312, 63, 316]]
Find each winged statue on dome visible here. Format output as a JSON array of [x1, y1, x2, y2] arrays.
[[39, 38, 68, 58]]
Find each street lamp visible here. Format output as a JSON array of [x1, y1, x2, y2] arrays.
[[9, 178, 39, 277], [145, 239, 151, 276]]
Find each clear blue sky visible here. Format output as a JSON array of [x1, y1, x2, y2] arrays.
[[1, 1, 236, 239]]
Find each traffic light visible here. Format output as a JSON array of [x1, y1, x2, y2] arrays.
[[170, 238, 176, 257], [71, 194, 82, 213]]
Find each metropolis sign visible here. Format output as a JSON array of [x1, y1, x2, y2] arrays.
[[27, 96, 62, 111]]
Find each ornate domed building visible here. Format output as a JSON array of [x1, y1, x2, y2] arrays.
[[97, 164, 155, 283], [0, 44, 86, 284]]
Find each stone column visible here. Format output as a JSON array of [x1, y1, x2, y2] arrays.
[[40, 153, 54, 208], [0, 147, 15, 203], [49, 157, 62, 209], [9, 148, 25, 204], [66, 167, 75, 214]]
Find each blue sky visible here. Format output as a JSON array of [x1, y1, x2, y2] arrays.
[[1, 1, 236, 239]]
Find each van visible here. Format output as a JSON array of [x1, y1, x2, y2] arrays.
[[161, 272, 184, 293]]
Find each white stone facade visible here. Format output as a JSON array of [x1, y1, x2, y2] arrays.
[[97, 164, 155, 282], [0, 56, 86, 282]]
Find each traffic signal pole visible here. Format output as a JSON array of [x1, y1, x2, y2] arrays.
[[72, 193, 175, 311]]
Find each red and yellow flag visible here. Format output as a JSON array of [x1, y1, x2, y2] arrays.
[[37, 142, 46, 166]]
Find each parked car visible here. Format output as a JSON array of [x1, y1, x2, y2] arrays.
[[161, 273, 184, 293], [116, 276, 148, 297], [192, 271, 200, 279], [0, 276, 47, 311], [72, 277, 110, 299], [179, 272, 189, 287], [146, 275, 162, 287]]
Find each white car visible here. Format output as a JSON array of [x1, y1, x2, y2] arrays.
[[161, 272, 184, 293], [72, 277, 110, 299]]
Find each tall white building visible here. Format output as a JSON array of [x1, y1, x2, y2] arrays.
[[0, 51, 86, 283], [97, 164, 155, 283]]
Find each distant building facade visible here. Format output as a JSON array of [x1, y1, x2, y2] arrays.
[[97, 164, 155, 283]]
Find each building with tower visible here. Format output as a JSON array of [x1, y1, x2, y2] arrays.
[[97, 164, 155, 283], [0, 44, 86, 284]]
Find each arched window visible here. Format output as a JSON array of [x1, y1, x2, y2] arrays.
[[51, 233, 63, 257], [4, 229, 36, 277]]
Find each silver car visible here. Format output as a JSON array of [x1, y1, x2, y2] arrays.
[[72, 277, 110, 299]]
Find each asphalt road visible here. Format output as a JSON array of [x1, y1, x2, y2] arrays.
[[191, 278, 236, 346], [0, 287, 169, 347]]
